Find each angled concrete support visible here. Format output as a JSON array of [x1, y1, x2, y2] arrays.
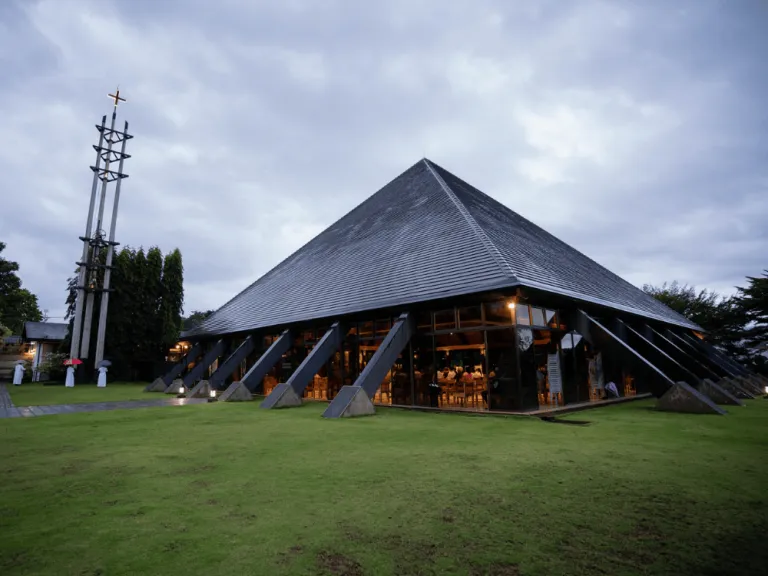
[[717, 377, 754, 400], [656, 381, 726, 415], [239, 329, 292, 392], [180, 339, 227, 389], [146, 342, 202, 392], [321, 385, 375, 418], [700, 379, 743, 406], [747, 375, 765, 394], [186, 379, 212, 399], [219, 381, 254, 402], [165, 378, 185, 394], [665, 330, 731, 379], [679, 333, 749, 377], [208, 335, 257, 390], [645, 326, 720, 381], [735, 375, 762, 396], [577, 311, 676, 397], [323, 313, 413, 418], [262, 322, 343, 409], [145, 378, 168, 392], [618, 320, 701, 387]]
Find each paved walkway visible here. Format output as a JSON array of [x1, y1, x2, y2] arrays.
[[0, 384, 207, 419]]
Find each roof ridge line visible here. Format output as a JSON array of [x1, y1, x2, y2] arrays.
[[422, 159, 518, 283]]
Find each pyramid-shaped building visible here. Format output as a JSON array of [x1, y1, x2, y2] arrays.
[[186, 159, 695, 338], [159, 159, 748, 416]]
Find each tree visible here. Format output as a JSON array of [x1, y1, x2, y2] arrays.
[[183, 310, 214, 331], [641, 281, 745, 348], [734, 271, 768, 375], [65, 244, 185, 381], [642, 282, 723, 328], [160, 248, 184, 347], [644, 277, 768, 375], [104, 247, 136, 379], [0, 242, 22, 305], [4, 289, 43, 335], [0, 242, 43, 334], [59, 269, 79, 353], [145, 247, 164, 357]]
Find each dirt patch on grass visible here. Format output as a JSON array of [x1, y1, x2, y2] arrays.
[[442, 507, 455, 523], [316, 550, 363, 575], [470, 562, 520, 575], [277, 545, 304, 566], [1, 551, 28, 570], [387, 535, 438, 575], [175, 464, 215, 475], [630, 520, 664, 542], [163, 541, 183, 553], [60, 460, 90, 475]]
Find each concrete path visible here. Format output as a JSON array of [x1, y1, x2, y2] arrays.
[[0, 384, 207, 419]]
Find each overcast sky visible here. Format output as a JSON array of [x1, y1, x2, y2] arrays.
[[1, 0, 766, 321]]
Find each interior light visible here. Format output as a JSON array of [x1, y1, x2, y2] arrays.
[[507, 302, 516, 310]]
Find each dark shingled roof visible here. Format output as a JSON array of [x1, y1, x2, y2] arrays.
[[22, 321, 69, 341], [184, 159, 699, 337]]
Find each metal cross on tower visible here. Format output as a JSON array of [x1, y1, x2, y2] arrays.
[[68, 88, 133, 373]]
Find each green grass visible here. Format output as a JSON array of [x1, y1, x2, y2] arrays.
[[6, 382, 150, 406], [1, 399, 766, 576]]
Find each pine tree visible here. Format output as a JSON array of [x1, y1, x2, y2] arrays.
[[59, 269, 79, 353], [145, 247, 165, 372], [735, 271, 768, 375], [160, 248, 184, 348], [66, 244, 186, 381], [104, 248, 131, 378]]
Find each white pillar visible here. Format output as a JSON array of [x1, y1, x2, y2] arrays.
[[31, 341, 42, 381]]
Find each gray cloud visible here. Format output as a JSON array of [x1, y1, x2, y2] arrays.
[[1, 0, 766, 321]]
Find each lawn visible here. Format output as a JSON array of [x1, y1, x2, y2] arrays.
[[1, 399, 766, 576], [6, 382, 150, 406]]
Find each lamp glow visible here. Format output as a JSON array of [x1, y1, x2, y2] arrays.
[[507, 302, 516, 310], [764, 385, 768, 395], [209, 389, 217, 398], [179, 386, 185, 393]]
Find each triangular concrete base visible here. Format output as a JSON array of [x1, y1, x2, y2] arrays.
[[219, 381, 254, 402], [165, 379, 185, 394], [656, 381, 726, 415], [261, 382, 302, 409], [718, 378, 754, 399], [700, 379, 744, 406], [322, 385, 375, 418], [187, 380, 212, 398], [145, 377, 167, 392], [737, 376, 763, 396]]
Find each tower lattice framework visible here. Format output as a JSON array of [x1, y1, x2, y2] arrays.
[[69, 89, 133, 371]]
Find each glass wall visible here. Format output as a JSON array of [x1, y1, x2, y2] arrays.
[[412, 334, 437, 407], [485, 328, 518, 410], [434, 331, 485, 409], [241, 297, 601, 413], [561, 331, 590, 403]]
